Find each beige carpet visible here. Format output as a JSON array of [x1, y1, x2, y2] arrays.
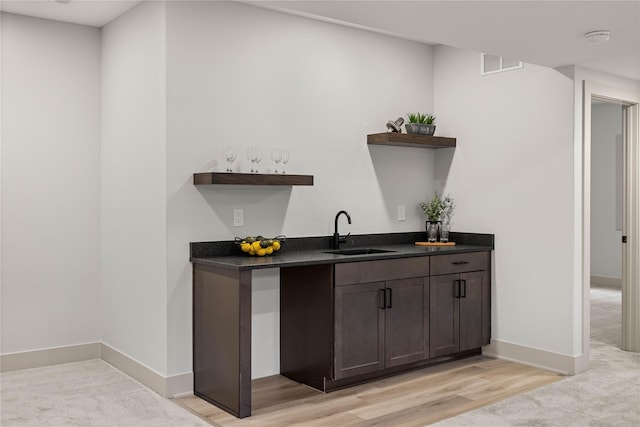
[[0, 358, 209, 426], [432, 286, 640, 426]]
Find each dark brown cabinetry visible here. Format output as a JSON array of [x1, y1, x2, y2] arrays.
[[429, 252, 491, 358], [334, 277, 429, 379], [282, 257, 431, 390], [192, 239, 493, 419], [334, 281, 385, 379]]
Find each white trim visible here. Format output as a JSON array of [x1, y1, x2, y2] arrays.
[[583, 81, 640, 354], [0, 342, 101, 372], [0, 342, 193, 398], [483, 339, 581, 375], [590, 275, 622, 288]]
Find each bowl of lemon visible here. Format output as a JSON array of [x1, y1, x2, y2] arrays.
[[235, 235, 285, 256]]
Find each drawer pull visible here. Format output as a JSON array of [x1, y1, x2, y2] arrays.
[[452, 261, 469, 265]]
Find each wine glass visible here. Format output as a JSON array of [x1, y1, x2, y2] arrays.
[[223, 146, 236, 172], [281, 149, 289, 174], [271, 148, 282, 174], [254, 147, 263, 173], [246, 147, 255, 173]]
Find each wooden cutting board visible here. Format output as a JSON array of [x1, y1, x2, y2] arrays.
[[415, 241, 456, 246]]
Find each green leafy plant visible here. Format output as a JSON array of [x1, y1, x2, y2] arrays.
[[419, 192, 444, 222], [407, 112, 436, 124], [407, 112, 427, 124], [419, 192, 454, 223]]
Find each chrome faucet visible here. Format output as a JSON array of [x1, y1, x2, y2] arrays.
[[333, 210, 352, 249]]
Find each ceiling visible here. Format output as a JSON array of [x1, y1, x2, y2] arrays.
[[1, 0, 638, 82], [0, 0, 140, 27]]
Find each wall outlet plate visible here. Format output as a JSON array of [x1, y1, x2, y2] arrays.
[[233, 209, 244, 227], [397, 204, 406, 221]]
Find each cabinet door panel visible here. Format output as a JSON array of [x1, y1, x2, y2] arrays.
[[385, 277, 429, 367], [459, 271, 490, 351], [430, 274, 459, 358], [334, 282, 385, 379]]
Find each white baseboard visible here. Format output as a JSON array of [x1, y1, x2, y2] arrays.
[[1, 342, 193, 398], [100, 343, 192, 398], [483, 339, 583, 375], [590, 275, 622, 288], [0, 342, 101, 373]]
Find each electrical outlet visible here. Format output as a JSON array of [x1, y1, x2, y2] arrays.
[[397, 204, 406, 221], [233, 209, 244, 227]]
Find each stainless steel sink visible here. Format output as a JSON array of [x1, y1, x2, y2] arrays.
[[322, 248, 396, 256]]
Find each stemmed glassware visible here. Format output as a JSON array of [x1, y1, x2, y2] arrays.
[[246, 146, 263, 173], [281, 149, 289, 174], [271, 148, 282, 174], [222, 146, 236, 172]]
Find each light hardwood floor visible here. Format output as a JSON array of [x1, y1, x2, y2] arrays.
[[175, 355, 561, 426]]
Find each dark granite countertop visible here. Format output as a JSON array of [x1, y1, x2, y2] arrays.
[[191, 231, 494, 271]]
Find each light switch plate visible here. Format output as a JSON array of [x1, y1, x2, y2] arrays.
[[397, 205, 406, 221], [233, 209, 244, 227]]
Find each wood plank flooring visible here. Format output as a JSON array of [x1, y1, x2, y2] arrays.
[[175, 355, 562, 426]]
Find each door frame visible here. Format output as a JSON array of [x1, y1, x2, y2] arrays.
[[582, 81, 640, 358]]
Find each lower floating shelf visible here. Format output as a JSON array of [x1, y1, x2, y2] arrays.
[[194, 172, 314, 186]]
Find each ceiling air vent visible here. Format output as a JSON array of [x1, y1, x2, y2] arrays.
[[481, 53, 523, 75]]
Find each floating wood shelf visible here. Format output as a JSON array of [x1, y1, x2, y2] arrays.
[[367, 132, 456, 148], [194, 172, 314, 186]]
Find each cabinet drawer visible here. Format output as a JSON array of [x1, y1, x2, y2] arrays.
[[335, 257, 429, 286], [430, 252, 489, 275]]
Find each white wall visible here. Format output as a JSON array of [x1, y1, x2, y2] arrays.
[[1, 13, 101, 353], [100, 1, 168, 375], [165, 0, 437, 377], [433, 46, 576, 357], [591, 103, 623, 279]]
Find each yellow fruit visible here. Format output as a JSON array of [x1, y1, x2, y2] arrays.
[[256, 248, 267, 256], [240, 242, 251, 253], [265, 247, 273, 255], [272, 240, 281, 251], [249, 248, 255, 256], [251, 241, 261, 251]]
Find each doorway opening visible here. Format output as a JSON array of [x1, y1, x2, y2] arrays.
[[583, 81, 640, 364], [590, 100, 624, 348]]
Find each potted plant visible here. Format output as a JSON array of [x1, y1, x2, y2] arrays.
[[440, 194, 455, 242], [406, 113, 436, 136], [419, 193, 444, 242]]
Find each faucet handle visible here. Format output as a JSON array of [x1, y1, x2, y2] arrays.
[[339, 232, 351, 243]]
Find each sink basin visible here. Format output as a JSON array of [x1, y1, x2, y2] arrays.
[[323, 248, 396, 256]]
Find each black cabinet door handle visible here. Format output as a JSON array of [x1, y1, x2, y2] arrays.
[[452, 261, 469, 265], [386, 288, 392, 308], [379, 288, 386, 309], [453, 280, 460, 298], [461, 279, 467, 298]]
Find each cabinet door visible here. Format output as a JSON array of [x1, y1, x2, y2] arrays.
[[459, 270, 490, 351], [334, 282, 385, 379], [385, 277, 429, 367], [429, 274, 459, 358]]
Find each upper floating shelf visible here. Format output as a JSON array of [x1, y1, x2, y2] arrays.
[[193, 172, 314, 186], [367, 132, 456, 148]]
